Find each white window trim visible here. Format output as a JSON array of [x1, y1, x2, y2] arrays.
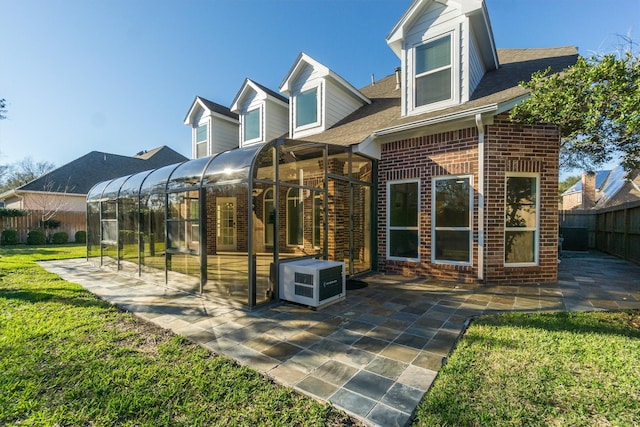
[[409, 29, 459, 116], [386, 179, 420, 262], [293, 83, 322, 133], [431, 175, 473, 266], [194, 120, 209, 158], [504, 172, 540, 267], [243, 105, 263, 145], [286, 187, 304, 247]]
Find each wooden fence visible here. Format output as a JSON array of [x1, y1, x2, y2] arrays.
[[1, 211, 86, 244], [559, 200, 640, 265]]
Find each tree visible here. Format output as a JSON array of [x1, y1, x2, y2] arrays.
[[558, 175, 581, 196], [0, 157, 56, 193], [511, 50, 640, 172], [0, 98, 6, 120]]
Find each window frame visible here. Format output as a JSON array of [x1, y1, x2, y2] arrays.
[[431, 175, 473, 266], [411, 31, 456, 114], [386, 179, 420, 262], [294, 84, 321, 132], [243, 106, 262, 145], [504, 172, 540, 266], [195, 122, 208, 158]]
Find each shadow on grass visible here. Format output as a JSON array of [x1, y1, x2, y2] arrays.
[[0, 288, 113, 310]]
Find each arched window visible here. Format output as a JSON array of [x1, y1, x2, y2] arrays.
[[263, 188, 275, 246], [287, 188, 303, 246]]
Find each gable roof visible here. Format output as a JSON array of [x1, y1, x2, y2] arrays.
[[279, 52, 371, 105], [387, 0, 498, 70], [183, 96, 239, 125], [12, 146, 187, 195], [299, 46, 578, 147], [230, 78, 289, 113]]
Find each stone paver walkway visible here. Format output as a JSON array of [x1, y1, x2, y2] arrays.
[[40, 251, 640, 427]]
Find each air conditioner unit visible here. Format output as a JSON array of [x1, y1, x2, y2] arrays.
[[279, 259, 345, 308]]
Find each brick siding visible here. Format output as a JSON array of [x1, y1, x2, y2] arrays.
[[378, 114, 560, 284]]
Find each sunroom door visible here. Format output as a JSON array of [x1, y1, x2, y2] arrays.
[[216, 197, 237, 251]]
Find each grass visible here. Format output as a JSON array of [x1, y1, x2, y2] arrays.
[[414, 311, 640, 426], [0, 245, 357, 426], [3, 245, 639, 426]]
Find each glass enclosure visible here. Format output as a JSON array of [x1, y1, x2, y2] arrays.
[[86, 139, 374, 309]]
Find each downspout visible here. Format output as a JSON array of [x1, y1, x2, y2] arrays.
[[475, 114, 485, 282]]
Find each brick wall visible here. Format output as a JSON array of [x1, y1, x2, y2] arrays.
[[484, 115, 559, 283], [378, 115, 560, 284]]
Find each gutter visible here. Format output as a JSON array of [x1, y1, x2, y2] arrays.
[[373, 104, 498, 137], [475, 113, 485, 282]]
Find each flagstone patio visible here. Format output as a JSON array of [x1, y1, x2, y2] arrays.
[[40, 251, 640, 427]]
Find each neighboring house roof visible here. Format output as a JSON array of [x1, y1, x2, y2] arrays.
[[561, 170, 611, 196], [560, 166, 640, 209], [3, 146, 187, 197], [596, 166, 640, 208], [299, 46, 577, 147]]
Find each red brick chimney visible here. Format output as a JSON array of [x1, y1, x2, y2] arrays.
[[581, 171, 596, 209]]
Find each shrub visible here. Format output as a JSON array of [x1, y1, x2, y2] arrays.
[[41, 219, 61, 230], [75, 230, 86, 244], [27, 230, 46, 245], [1, 229, 19, 245], [52, 232, 69, 244]]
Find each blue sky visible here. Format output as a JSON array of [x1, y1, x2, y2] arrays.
[[1, 0, 639, 170]]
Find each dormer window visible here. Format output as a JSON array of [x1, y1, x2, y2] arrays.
[[243, 107, 261, 144], [415, 34, 452, 107], [196, 124, 208, 158], [295, 86, 319, 129]]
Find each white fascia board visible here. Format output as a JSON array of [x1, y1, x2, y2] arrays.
[[280, 52, 329, 94], [183, 97, 203, 125], [373, 104, 498, 137], [495, 94, 529, 116], [386, 0, 425, 57], [212, 111, 239, 125], [0, 189, 18, 200], [327, 71, 371, 105], [230, 80, 264, 113], [230, 79, 254, 113], [353, 135, 381, 160]]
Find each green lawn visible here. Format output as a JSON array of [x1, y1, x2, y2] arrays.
[[2, 245, 639, 426], [0, 245, 356, 426], [415, 311, 640, 426]]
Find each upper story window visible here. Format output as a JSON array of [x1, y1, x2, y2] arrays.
[[243, 107, 261, 143], [196, 124, 208, 158], [415, 34, 452, 107], [295, 86, 319, 129]]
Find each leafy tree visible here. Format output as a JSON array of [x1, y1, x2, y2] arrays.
[[0, 98, 6, 120], [511, 50, 640, 172], [558, 175, 581, 196], [0, 157, 56, 193]]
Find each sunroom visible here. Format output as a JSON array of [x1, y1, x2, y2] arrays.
[[86, 139, 374, 310]]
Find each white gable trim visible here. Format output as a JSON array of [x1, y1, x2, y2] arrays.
[[231, 79, 288, 113], [280, 52, 370, 105]]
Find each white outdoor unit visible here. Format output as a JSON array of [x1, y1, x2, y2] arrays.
[[279, 259, 345, 308]]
